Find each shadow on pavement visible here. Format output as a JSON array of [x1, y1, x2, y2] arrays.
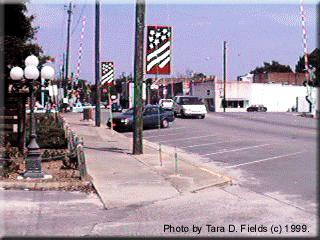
[[84, 146, 130, 154]]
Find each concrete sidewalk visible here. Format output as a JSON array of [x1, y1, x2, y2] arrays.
[[62, 113, 231, 209]]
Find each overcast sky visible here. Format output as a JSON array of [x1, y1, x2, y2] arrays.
[[26, 1, 317, 82]]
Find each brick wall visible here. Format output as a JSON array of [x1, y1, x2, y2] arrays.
[[253, 72, 305, 85]]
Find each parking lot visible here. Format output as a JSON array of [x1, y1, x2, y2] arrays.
[[116, 112, 317, 214]]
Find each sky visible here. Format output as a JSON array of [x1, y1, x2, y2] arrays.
[[26, 1, 317, 83]]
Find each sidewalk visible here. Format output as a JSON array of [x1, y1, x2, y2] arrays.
[[62, 113, 231, 209]]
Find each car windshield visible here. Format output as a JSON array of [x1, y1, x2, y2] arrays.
[[180, 97, 202, 105], [161, 100, 172, 103]]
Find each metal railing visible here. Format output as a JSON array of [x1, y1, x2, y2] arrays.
[[62, 119, 88, 181]]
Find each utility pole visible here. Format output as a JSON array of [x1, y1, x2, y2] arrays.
[[64, 1, 73, 97], [223, 41, 227, 112], [95, 0, 101, 127], [133, 0, 145, 155], [61, 53, 65, 88], [171, 79, 174, 98]]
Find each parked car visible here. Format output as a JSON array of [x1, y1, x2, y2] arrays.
[[173, 96, 207, 119], [111, 103, 123, 112], [106, 104, 175, 131], [246, 104, 267, 112], [159, 99, 174, 110]]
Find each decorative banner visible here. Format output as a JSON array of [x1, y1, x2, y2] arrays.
[[75, 16, 87, 80], [146, 26, 172, 75], [101, 62, 114, 86]]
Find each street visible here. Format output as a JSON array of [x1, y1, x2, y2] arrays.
[[1, 111, 318, 237], [113, 111, 317, 215]]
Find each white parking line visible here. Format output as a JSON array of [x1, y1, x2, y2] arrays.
[[180, 139, 240, 149], [225, 151, 305, 168], [144, 126, 187, 134], [145, 132, 191, 139], [161, 126, 187, 131], [200, 143, 270, 156], [158, 134, 217, 143]]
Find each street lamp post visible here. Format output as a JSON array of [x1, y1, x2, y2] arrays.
[[10, 55, 55, 178]]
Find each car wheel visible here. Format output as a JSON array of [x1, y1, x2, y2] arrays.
[[180, 110, 185, 118], [161, 119, 169, 128], [200, 115, 205, 119]]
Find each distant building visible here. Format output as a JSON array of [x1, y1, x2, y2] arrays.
[[146, 75, 312, 113], [253, 72, 305, 85]]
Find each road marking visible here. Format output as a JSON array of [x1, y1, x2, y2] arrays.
[[180, 140, 240, 149], [144, 126, 187, 134], [225, 151, 305, 168], [158, 134, 217, 143], [145, 132, 191, 139], [200, 143, 270, 156]]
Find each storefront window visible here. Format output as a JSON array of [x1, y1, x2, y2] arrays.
[[221, 100, 249, 108]]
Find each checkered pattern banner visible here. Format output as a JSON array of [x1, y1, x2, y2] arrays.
[[146, 26, 172, 75], [101, 62, 114, 86]]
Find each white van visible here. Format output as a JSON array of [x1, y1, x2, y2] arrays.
[[173, 96, 207, 119]]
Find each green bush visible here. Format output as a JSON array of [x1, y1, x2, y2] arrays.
[[26, 114, 67, 149]]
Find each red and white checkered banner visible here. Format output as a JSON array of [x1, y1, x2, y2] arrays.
[[300, 1, 310, 81], [146, 26, 172, 75], [101, 62, 114, 86], [76, 16, 86, 80]]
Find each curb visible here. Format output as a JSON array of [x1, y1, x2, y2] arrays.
[[103, 125, 232, 187], [143, 139, 233, 184], [0, 180, 93, 191]]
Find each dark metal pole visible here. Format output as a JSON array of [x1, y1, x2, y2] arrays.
[[24, 79, 44, 178], [171, 79, 174, 98], [95, 0, 101, 127], [61, 53, 65, 86], [133, 0, 145, 155], [64, 1, 72, 97], [223, 41, 227, 112]]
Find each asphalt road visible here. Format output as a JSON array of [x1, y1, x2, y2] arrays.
[[113, 111, 318, 214], [1, 111, 318, 237]]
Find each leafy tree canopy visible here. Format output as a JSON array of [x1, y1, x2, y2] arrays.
[[2, 2, 50, 77], [295, 48, 319, 87], [193, 72, 206, 78], [250, 61, 293, 74]]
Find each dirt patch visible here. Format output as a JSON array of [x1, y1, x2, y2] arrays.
[[0, 149, 95, 194]]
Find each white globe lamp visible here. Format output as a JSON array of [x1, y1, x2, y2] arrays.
[[24, 65, 40, 80], [25, 55, 39, 67], [10, 66, 24, 80], [41, 66, 55, 80]]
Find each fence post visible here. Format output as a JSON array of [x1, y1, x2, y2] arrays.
[[77, 137, 88, 180], [159, 143, 162, 166], [174, 146, 178, 175]]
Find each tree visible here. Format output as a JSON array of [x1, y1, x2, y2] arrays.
[[250, 61, 293, 74], [295, 48, 320, 87], [193, 72, 206, 78], [2, 3, 49, 80]]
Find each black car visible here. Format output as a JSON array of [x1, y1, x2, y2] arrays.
[[107, 104, 175, 131], [246, 104, 267, 112], [111, 103, 123, 112]]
